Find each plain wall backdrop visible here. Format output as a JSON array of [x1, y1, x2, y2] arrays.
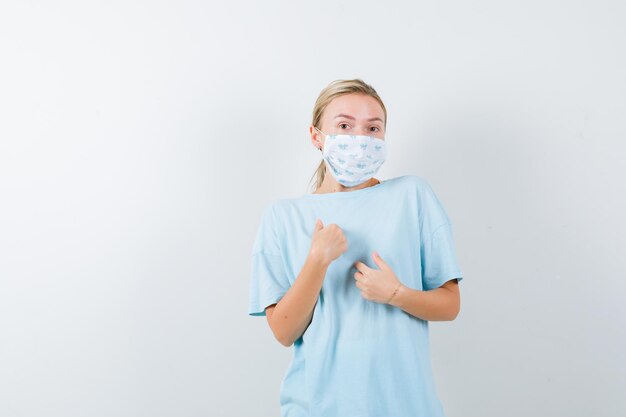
[[1, 1, 625, 416]]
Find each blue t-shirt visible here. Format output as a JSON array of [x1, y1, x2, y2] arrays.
[[248, 174, 464, 417]]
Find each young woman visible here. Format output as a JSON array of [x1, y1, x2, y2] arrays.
[[248, 79, 464, 417]]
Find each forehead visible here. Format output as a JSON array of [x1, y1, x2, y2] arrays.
[[324, 93, 385, 121]]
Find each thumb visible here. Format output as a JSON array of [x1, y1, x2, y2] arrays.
[[314, 218, 324, 233], [372, 251, 389, 271]]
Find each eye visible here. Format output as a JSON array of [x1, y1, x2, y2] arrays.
[[339, 123, 350, 129], [370, 126, 380, 132]]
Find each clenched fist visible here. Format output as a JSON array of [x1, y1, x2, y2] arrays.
[[308, 218, 348, 266]]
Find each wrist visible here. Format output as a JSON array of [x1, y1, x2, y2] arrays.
[[307, 250, 331, 269], [386, 282, 403, 305]]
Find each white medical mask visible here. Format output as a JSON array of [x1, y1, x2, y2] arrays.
[[315, 126, 387, 187]]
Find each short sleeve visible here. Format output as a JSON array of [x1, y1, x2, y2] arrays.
[[421, 222, 463, 291], [248, 203, 291, 317], [417, 178, 463, 290]]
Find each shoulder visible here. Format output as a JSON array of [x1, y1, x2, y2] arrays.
[[388, 174, 434, 193], [394, 175, 449, 215], [258, 195, 297, 213], [258, 197, 298, 228], [255, 199, 287, 230], [265, 197, 295, 214]]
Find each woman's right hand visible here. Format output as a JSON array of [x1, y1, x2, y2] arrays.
[[308, 218, 348, 267]]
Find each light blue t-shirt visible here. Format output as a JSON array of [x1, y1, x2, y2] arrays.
[[248, 174, 464, 417]]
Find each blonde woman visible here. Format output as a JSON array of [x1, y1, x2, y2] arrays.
[[248, 78, 464, 417]]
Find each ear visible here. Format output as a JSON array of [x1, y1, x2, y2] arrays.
[[310, 125, 322, 150]]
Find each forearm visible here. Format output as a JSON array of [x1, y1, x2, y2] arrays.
[[269, 254, 328, 346], [388, 283, 458, 321]]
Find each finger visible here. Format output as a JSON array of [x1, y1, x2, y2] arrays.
[[354, 260, 372, 273], [353, 270, 364, 281], [372, 251, 389, 271], [314, 218, 324, 232]]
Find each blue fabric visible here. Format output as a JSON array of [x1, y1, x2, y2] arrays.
[[248, 175, 464, 417]]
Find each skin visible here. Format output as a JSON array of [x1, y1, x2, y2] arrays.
[[265, 93, 461, 347]]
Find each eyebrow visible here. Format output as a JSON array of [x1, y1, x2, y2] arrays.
[[334, 114, 384, 123]]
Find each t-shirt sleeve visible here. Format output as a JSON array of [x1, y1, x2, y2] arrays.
[[418, 180, 464, 291], [248, 203, 291, 317]]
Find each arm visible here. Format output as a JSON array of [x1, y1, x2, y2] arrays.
[[389, 278, 460, 321], [265, 253, 329, 347]]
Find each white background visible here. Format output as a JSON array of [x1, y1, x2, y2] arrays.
[[1, 1, 625, 416]]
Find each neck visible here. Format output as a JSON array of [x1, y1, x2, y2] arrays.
[[316, 177, 380, 194]]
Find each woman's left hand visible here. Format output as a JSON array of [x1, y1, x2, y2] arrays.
[[354, 251, 403, 304]]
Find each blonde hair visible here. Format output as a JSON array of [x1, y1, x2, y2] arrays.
[[308, 79, 387, 192]]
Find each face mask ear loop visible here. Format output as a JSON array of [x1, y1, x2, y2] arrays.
[[314, 126, 325, 152]]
